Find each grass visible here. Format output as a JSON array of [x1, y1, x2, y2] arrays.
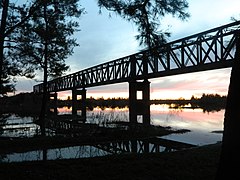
[[0, 142, 221, 180]]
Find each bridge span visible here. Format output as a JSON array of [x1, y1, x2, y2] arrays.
[[33, 21, 240, 124]]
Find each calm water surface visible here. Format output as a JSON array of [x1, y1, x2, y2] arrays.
[[0, 104, 224, 145], [0, 104, 224, 162], [150, 104, 223, 146], [56, 104, 223, 145]]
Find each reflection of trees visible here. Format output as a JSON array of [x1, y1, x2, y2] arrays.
[[165, 109, 181, 123], [51, 146, 110, 159], [168, 94, 226, 113], [0, 114, 9, 135]]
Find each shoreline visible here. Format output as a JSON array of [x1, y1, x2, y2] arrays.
[[0, 142, 221, 180]]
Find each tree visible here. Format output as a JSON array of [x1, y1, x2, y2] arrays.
[[0, 0, 10, 95], [215, 32, 240, 179], [97, 0, 189, 48], [15, 0, 83, 135], [0, 0, 42, 96], [0, 58, 19, 95]]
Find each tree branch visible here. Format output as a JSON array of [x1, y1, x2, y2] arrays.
[[4, 1, 42, 37]]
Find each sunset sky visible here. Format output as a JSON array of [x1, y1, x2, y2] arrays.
[[15, 0, 240, 100]]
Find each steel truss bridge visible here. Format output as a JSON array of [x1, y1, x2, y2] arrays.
[[34, 21, 240, 93]]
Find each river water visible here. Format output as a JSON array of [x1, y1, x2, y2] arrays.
[[0, 104, 224, 162]]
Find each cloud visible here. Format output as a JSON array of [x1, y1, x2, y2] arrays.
[[13, 0, 240, 99], [66, 1, 139, 73], [15, 77, 36, 93], [162, 0, 240, 41], [150, 68, 231, 98]]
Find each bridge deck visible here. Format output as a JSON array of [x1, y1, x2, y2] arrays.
[[34, 21, 240, 93]]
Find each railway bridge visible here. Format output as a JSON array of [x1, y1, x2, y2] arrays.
[[33, 21, 240, 124]]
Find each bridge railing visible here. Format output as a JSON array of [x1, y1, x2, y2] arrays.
[[33, 20, 240, 93], [138, 20, 240, 79]]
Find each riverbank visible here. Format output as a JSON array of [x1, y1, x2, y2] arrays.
[[0, 142, 221, 180]]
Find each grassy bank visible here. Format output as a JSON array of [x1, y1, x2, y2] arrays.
[[0, 142, 221, 180]]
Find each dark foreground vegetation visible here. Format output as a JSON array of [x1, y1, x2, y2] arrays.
[[0, 142, 221, 180]]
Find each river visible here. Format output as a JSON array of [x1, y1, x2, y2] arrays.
[[0, 104, 224, 162]]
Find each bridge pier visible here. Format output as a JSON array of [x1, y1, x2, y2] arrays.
[[72, 88, 86, 122], [129, 80, 150, 125], [48, 92, 58, 115]]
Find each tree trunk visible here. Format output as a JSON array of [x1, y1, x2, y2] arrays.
[[39, 55, 48, 136], [215, 32, 240, 179], [39, 72, 47, 136], [39, 3, 49, 137], [0, 0, 9, 94]]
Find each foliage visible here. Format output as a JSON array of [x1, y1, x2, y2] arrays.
[[0, 0, 84, 96], [190, 93, 227, 113], [0, 0, 38, 95], [0, 58, 19, 95], [1, 0, 190, 95], [97, 0, 190, 48], [13, 0, 84, 80]]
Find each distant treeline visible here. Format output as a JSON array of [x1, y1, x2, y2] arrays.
[[190, 93, 227, 112], [56, 97, 129, 110], [162, 93, 227, 112], [0, 92, 227, 115], [56, 93, 227, 112]]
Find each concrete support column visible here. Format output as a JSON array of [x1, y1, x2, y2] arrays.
[[72, 88, 87, 122], [72, 89, 78, 116], [81, 88, 87, 120], [129, 79, 150, 125], [49, 92, 58, 115]]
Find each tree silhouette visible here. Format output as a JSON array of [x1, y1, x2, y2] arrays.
[[215, 32, 240, 179], [0, 0, 41, 96], [1, 0, 189, 94], [97, 0, 189, 48], [0, 0, 10, 95], [15, 0, 83, 135]]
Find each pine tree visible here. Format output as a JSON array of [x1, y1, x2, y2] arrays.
[[97, 0, 189, 48], [0, 0, 40, 95], [15, 0, 83, 135]]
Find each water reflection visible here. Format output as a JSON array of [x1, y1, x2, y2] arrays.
[[0, 104, 224, 145], [1, 146, 109, 163], [84, 104, 224, 145], [151, 104, 224, 131], [0, 114, 39, 137], [0, 104, 224, 163], [150, 104, 224, 145], [1, 137, 196, 163]]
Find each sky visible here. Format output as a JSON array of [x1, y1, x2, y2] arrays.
[[14, 0, 240, 100]]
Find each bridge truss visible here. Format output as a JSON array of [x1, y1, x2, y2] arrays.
[[34, 21, 240, 93]]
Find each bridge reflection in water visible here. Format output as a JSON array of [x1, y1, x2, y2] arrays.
[[34, 21, 240, 125], [95, 137, 196, 154], [1, 137, 196, 163]]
